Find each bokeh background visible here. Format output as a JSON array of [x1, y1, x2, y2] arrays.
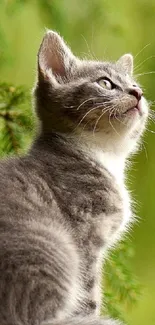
[[0, 1, 155, 324]]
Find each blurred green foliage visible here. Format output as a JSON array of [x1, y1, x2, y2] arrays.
[[0, 1, 155, 324], [0, 83, 34, 155]]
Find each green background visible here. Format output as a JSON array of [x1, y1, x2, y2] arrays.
[[0, 1, 155, 324]]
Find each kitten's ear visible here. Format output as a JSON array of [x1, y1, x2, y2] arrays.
[[117, 54, 133, 75], [38, 30, 77, 83]]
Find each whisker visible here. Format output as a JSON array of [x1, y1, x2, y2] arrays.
[[109, 117, 120, 136], [112, 109, 126, 126], [135, 71, 155, 77], [76, 97, 98, 111], [148, 110, 155, 121], [109, 109, 121, 136], [77, 96, 126, 112], [113, 100, 130, 126], [142, 143, 148, 160], [76, 99, 123, 132], [92, 100, 128, 135], [149, 109, 155, 115], [80, 120, 91, 133], [92, 108, 110, 136], [134, 56, 155, 72], [93, 102, 121, 136], [134, 43, 151, 60], [149, 115, 155, 121], [74, 106, 100, 130], [148, 118, 155, 124], [76, 120, 91, 140], [74, 96, 138, 137], [81, 34, 97, 61], [147, 128, 155, 134], [90, 27, 99, 61]]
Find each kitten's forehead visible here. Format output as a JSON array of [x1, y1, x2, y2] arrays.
[[75, 60, 134, 87]]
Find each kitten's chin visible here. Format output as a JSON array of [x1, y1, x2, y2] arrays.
[[73, 97, 148, 159], [110, 96, 148, 138], [112, 97, 148, 155], [85, 99, 148, 157]]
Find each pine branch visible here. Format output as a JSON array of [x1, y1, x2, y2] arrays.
[[102, 239, 141, 323], [0, 83, 34, 156]]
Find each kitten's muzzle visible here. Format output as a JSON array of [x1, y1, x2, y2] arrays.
[[122, 86, 144, 116]]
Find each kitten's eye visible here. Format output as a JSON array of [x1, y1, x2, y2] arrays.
[[97, 78, 112, 90]]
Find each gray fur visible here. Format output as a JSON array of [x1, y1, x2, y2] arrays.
[[0, 30, 148, 325]]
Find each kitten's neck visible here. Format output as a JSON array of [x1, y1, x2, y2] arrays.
[[68, 133, 126, 184], [91, 149, 125, 184], [32, 132, 126, 184]]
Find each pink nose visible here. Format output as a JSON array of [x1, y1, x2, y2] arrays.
[[129, 87, 143, 101]]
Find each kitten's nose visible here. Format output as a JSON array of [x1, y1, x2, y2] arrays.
[[129, 87, 143, 101]]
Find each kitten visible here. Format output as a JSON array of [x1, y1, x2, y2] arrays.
[[0, 30, 148, 325]]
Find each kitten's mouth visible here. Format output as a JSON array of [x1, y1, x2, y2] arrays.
[[124, 101, 142, 115], [113, 100, 143, 118]]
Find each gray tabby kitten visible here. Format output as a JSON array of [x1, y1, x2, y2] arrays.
[[0, 30, 148, 325]]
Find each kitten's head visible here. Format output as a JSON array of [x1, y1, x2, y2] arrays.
[[34, 30, 148, 157]]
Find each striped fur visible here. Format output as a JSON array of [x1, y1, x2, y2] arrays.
[[0, 31, 148, 325]]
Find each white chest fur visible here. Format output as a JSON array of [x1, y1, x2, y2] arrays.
[[93, 150, 132, 237]]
